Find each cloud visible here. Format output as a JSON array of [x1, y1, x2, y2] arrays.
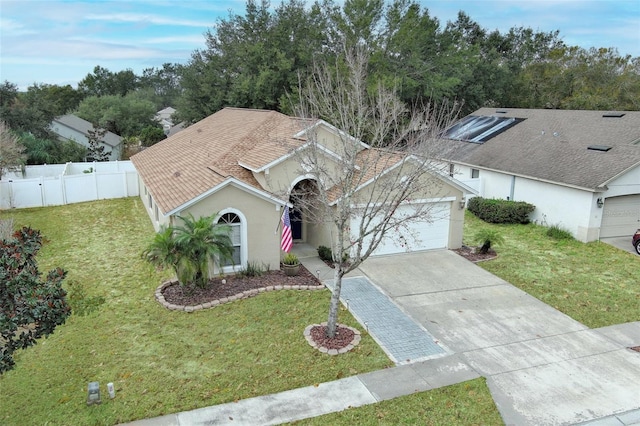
[[84, 12, 212, 28]]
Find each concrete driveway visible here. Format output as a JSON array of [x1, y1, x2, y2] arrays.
[[600, 236, 638, 255], [357, 250, 640, 426]]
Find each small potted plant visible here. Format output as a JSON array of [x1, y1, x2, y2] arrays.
[[282, 253, 300, 276]]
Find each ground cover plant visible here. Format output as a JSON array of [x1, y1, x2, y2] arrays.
[[463, 212, 640, 328], [290, 378, 503, 425], [0, 198, 393, 425]]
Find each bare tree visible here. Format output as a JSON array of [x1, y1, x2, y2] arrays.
[[0, 121, 26, 179], [86, 126, 110, 162], [290, 48, 461, 337]]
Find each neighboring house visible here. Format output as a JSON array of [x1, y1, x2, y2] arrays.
[[50, 114, 122, 161], [443, 108, 640, 242], [155, 107, 177, 134], [131, 107, 474, 273]]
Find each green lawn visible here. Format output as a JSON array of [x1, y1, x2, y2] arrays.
[[10, 200, 634, 425], [463, 212, 640, 328], [289, 378, 502, 426], [0, 198, 396, 425]]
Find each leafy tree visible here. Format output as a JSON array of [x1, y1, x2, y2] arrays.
[[86, 127, 110, 162], [139, 63, 184, 109], [0, 227, 71, 373], [78, 65, 139, 97], [143, 214, 234, 288], [292, 48, 460, 337], [0, 121, 26, 178], [177, 0, 330, 123], [0, 81, 56, 139], [75, 93, 157, 137], [139, 125, 166, 147], [18, 132, 87, 165], [519, 46, 640, 110]]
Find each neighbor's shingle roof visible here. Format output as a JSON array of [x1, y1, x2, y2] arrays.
[[446, 108, 640, 190], [52, 114, 122, 148], [131, 108, 310, 215]]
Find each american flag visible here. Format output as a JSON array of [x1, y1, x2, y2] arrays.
[[281, 207, 293, 252]]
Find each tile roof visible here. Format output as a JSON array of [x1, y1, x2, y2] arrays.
[[131, 108, 310, 215], [446, 108, 640, 190]]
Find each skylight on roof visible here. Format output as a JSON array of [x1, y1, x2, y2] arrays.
[[587, 145, 612, 152], [602, 112, 625, 118], [444, 115, 524, 143]]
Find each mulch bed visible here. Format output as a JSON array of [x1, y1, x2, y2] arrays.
[[161, 264, 322, 306], [453, 245, 498, 262], [308, 324, 356, 350]]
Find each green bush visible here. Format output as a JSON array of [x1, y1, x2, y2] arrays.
[[317, 245, 332, 262], [238, 261, 266, 277], [317, 245, 349, 264], [546, 224, 574, 240], [467, 197, 535, 224]]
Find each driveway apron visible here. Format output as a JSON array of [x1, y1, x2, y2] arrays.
[[357, 250, 640, 426]]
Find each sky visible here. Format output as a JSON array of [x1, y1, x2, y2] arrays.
[[1, 0, 639, 91]]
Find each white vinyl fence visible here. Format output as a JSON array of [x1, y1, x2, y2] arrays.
[[0, 161, 139, 209]]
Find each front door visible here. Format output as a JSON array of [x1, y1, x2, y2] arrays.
[[290, 205, 302, 240]]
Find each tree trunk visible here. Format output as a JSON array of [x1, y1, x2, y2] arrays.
[[326, 263, 343, 338]]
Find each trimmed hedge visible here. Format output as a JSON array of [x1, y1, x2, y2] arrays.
[[467, 197, 535, 224]]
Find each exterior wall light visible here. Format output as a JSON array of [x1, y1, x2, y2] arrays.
[[597, 198, 604, 208], [459, 198, 466, 209]]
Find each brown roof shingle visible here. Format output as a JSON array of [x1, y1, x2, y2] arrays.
[[131, 108, 309, 214]]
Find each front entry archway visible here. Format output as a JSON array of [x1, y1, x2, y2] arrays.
[[289, 179, 319, 242]]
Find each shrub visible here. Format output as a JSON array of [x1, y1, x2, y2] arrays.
[[467, 197, 535, 224], [317, 245, 332, 262], [0, 227, 71, 373], [317, 245, 349, 264], [546, 224, 574, 240], [238, 261, 266, 277], [473, 229, 505, 254]]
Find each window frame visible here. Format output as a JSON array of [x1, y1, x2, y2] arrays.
[[216, 209, 247, 273]]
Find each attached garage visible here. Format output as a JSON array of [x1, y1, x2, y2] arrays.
[[351, 201, 452, 256], [600, 195, 640, 238]]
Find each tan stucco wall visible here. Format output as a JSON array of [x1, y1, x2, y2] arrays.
[[175, 183, 283, 271], [138, 175, 171, 231]]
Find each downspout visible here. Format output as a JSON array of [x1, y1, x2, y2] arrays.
[[509, 175, 516, 200]]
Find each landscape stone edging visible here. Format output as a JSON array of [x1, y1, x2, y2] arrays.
[[303, 323, 361, 355], [155, 279, 326, 312]]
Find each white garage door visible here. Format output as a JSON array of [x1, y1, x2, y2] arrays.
[[351, 202, 451, 256], [600, 194, 640, 238]]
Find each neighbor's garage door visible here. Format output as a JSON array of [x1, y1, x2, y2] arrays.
[[600, 194, 640, 238], [351, 202, 451, 256]]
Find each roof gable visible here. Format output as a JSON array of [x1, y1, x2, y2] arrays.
[[131, 108, 308, 214], [446, 108, 640, 190]]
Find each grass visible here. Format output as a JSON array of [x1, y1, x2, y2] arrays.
[[0, 198, 395, 425], [463, 212, 640, 328], [289, 378, 502, 425]]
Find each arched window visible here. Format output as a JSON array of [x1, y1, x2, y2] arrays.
[[217, 212, 242, 268]]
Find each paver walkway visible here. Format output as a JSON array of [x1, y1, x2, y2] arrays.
[[327, 276, 446, 363]]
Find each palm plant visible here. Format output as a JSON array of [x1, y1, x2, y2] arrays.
[[142, 213, 234, 288], [473, 228, 505, 254]]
